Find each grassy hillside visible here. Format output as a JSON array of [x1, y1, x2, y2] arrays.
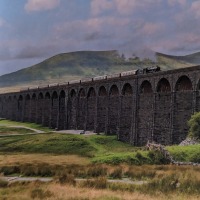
[[0, 50, 199, 92], [0, 119, 200, 165]]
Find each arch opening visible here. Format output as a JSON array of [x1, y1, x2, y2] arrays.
[[78, 88, 86, 97], [157, 78, 171, 92], [175, 76, 192, 91], [52, 91, 58, 99], [140, 81, 153, 94], [122, 83, 133, 96], [88, 87, 96, 98], [45, 92, 50, 99], [38, 93, 44, 99], [99, 86, 107, 96], [109, 85, 119, 96], [60, 90, 65, 98]]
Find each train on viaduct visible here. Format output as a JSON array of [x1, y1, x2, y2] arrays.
[[0, 65, 199, 146]]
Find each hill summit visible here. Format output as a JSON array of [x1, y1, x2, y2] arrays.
[[0, 50, 199, 92]]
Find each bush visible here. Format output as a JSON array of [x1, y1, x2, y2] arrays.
[[188, 112, 200, 139], [31, 188, 53, 199], [0, 178, 8, 188], [81, 177, 107, 189], [109, 167, 122, 179], [147, 150, 169, 164], [57, 173, 76, 186]]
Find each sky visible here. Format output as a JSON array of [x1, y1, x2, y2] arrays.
[[0, 0, 200, 75]]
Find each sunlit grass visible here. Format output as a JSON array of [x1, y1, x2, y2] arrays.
[[0, 119, 52, 132]]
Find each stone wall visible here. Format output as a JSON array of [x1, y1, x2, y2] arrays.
[[0, 65, 200, 146]]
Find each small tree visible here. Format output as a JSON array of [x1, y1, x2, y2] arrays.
[[188, 112, 200, 139]]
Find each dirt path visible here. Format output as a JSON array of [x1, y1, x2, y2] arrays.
[[0, 125, 45, 137], [2, 176, 147, 185]]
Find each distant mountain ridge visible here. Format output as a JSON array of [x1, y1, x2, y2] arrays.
[[0, 50, 199, 92]]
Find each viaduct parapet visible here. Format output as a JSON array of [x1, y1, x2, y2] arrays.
[[0, 65, 200, 146]]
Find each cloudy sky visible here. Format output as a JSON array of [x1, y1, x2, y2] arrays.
[[0, 0, 200, 75]]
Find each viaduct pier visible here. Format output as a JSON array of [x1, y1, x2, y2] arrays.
[[0, 65, 199, 146]]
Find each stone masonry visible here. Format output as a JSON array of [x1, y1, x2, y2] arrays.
[[0, 65, 200, 146]]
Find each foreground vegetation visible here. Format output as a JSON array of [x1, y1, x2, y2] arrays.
[[1, 165, 200, 199], [1, 120, 200, 199], [0, 119, 52, 132]]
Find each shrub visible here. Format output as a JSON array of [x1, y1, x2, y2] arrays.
[[109, 167, 122, 179], [58, 173, 76, 186], [147, 150, 169, 164], [81, 177, 107, 189], [31, 188, 53, 199], [188, 112, 200, 139], [0, 178, 8, 188], [87, 165, 107, 177]]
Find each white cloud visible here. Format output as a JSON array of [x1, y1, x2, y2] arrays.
[[90, 0, 162, 16], [91, 0, 114, 15], [25, 0, 60, 12], [168, 0, 186, 7], [140, 22, 165, 36], [190, 1, 200, 18]]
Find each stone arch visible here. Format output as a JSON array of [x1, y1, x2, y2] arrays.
[[157, 78, 171, 92], [140, 80, 153, 94], [154, 78, 172, 145], [109, 85, 119, 96], [60, 90, 65, 98], [122, 83, 133, 96], [87, 87, 96, 130], [37, 92, 44, 124], [97, 86, 108, 133], [43, 92, 51, 127], [18, 94, 23, 120], [30, 93, 37, 123], [24, 94, 31, 122], [68, 89, 77, 129], [6, 96, 12, 119], [175, 75, 192, 91], [45, 92, 50, 99], [120, 83, 133, 142], [138, 80, 153, 145], [77, 88, 86, 130], [99, 86, 107, 96], [52, 91, 58, 99], [25, 94, 30, 100], [38, 92, 44, 99], [70, 89, 76, 98], [173, 75, 193, 144], [108, 84, 120, 134], [87, 87, 96, 97], [58, 90, 66, 130], [78, 88, 86, 97], [19, 95, 23, 101], [51, 91, 59, 129], [196, 79, 200, 112], [11, 95, 17, 121]]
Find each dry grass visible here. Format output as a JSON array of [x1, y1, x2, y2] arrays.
[[1, 181, 200, 200], [0, 153, 90, 166]]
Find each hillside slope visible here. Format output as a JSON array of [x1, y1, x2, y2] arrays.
[[0, 50, 199, 91]]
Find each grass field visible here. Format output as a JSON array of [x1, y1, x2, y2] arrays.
[[0, 120, 200, 199], [0, 119, 52, 132], [0, 126, 35, 135]]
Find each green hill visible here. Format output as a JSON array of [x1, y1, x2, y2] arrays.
[[0, 50, 199, 92]]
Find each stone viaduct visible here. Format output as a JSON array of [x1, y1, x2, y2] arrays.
[[0, 65, 200, 146]]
